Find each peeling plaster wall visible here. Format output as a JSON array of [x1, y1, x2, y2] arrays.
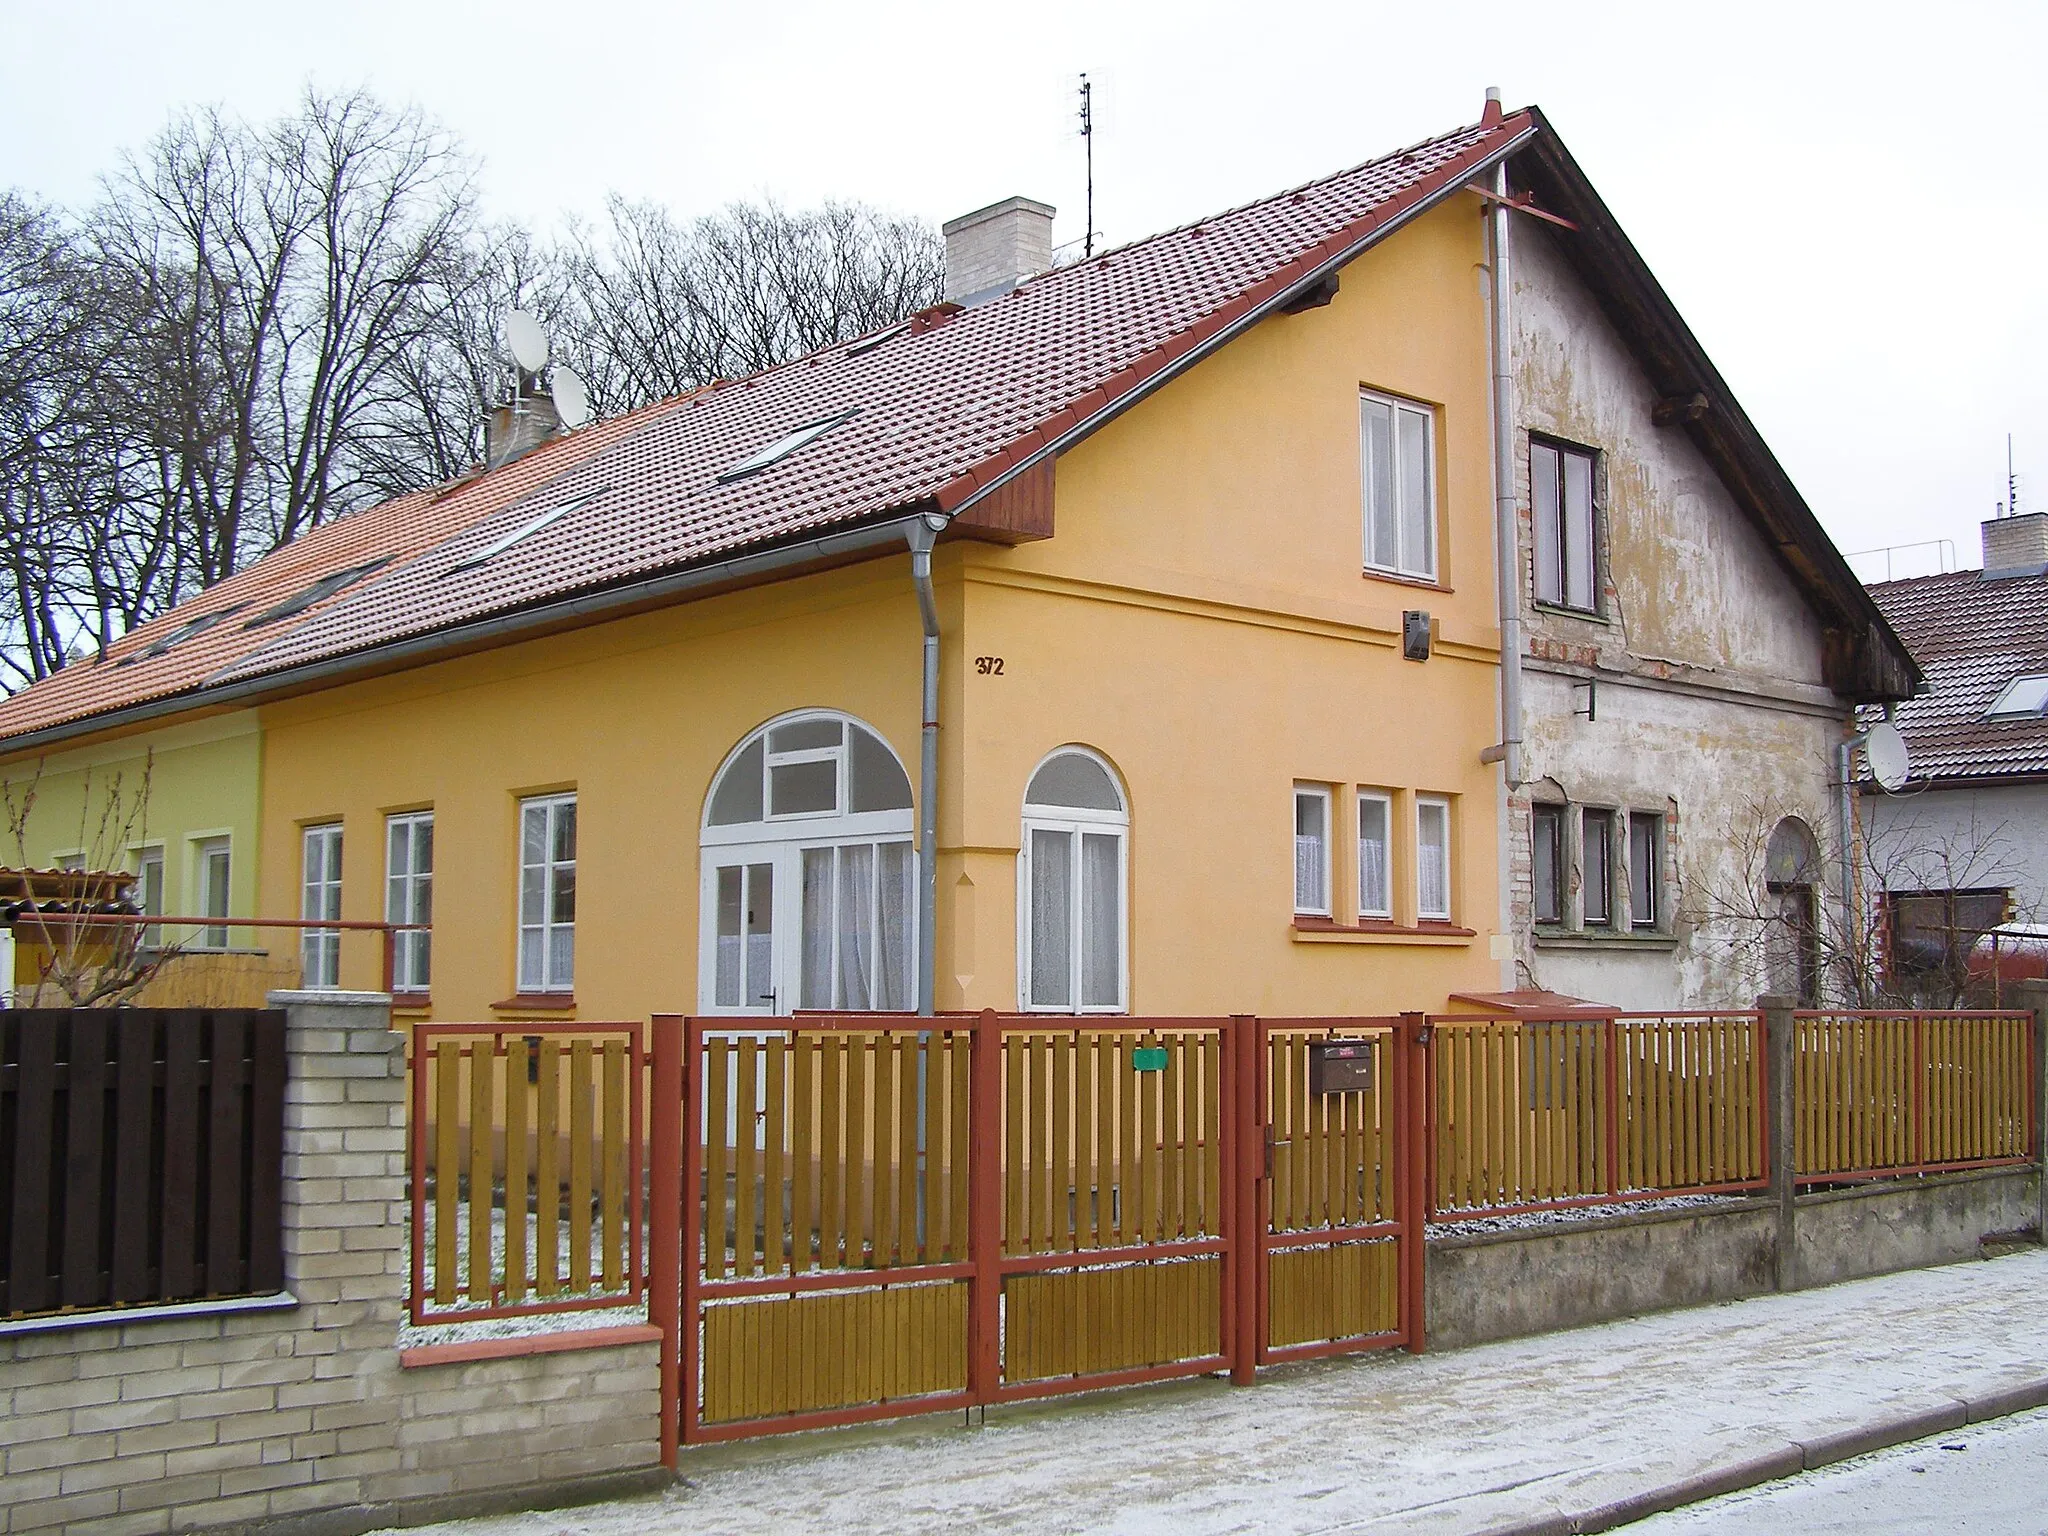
[[1506, 224, 1852, 1008]]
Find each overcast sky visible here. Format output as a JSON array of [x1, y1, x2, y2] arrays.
[[6, 0, 2043, 580]]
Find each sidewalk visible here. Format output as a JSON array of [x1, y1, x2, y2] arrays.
[[385, 1247, 2048, 1536]]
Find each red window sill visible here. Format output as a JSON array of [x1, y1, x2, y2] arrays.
[[490, 994, 577, 1012]]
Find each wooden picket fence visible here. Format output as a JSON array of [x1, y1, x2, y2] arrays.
[[1793, 1011, 2033, 1181], [406, 1021, 644, 1323], [1426, 1012, 1769, 1218]]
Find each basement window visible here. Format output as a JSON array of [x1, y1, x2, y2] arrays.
[[243, 559, 392, 628], [121, 603, 249, 663], [445, 489, 607, 576], [717, 410, 859, 483], [1985, 674, 2048, 720]]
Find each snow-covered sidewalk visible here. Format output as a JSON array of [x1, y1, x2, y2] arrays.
[[379, 1248, 2048, 1536]]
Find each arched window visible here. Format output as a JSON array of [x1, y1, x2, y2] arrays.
[[699, 711, 915, 1014], [1765, 817, 1822, 1005], [1019, 748, 1128, 1012]]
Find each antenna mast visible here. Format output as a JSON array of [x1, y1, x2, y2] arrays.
[[1078, 73, 1095, 259], [2008, 433, 2019, 517]]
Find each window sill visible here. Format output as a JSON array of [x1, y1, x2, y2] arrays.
[[1293, 918, 1476, 947], [1361, 568, 1453, 595], [1531, 928, 1679, 951], [491, 993, 577, 1013], [1531, 600, 1609, 624]]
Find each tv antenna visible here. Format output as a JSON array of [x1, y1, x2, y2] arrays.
[[2007, 433, 2020, 518], [1078, 73, 1095, 259]]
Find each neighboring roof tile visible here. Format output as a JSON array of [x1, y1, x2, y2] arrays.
[[1865, 567, 2048, 782], [0, 398, 685, 744]]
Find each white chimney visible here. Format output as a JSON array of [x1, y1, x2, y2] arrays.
[[943, 197, 1056, 306], [1982, 511, 2048, 577], [486, 392, 561, 470]]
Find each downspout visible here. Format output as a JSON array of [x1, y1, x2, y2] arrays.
[[1480, 142, 1525, 789], [1836, 736, 1857, 999], [908, 515, 945, 1017]]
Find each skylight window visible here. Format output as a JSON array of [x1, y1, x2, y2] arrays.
[[1985, 674, 2048, 720], [243, 559, 392, 629], [716, 410, 859, 484], [845, 323, 909, 358], [120, 603, 249, 664], [445, 489, 607, 576]]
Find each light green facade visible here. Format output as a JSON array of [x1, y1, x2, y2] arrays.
[[0, 711, 263, 921]]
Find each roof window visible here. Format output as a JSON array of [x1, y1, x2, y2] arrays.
[[716, 410, 859, 484], [446, 489, 607, 576], [242, 559, 392, 629], [120, 603, 249, 664], [1985, 674, 2048, 720], [844, 323, 910, 359]]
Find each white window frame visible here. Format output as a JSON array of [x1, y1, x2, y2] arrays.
[[1018, 747, 1129, 1014], [1357, 790, 1393, 920], [1531, 437, 1600, 612], [386, 811, 433, 994], [194, 835, 232, 949], [518, 794, 577, 995], [130, 843, 165, 950], [1416, 796, 1453, 923], [1986, 674, 2048, 720], [1294, 784, 1332, 918], [1361, 390, 1438, 581], [697, 711, 918, 1015], [1581, 807, 1615, 929], [301, 824, 343, 989]]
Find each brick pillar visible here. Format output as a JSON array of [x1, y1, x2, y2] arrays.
[[270, 988, 407, 1488], [1758, 994, 1798, 1292], [2012, 980, 2048, 1248]]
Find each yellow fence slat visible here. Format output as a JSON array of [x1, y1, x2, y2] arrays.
[[603, 1039, 626, 1291], [433, 1041, 458, 1305], [537, 1041, 561, 1294], [505, 1039, 529, 1303], [568, 1040, 593, 1291]]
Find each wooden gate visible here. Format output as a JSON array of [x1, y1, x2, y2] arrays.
[[655, 1010, 1424, 1450], [1253, 1018, 1423, 1365]]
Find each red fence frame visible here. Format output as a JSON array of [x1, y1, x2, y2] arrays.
[[406, 1020, 645, 1326]]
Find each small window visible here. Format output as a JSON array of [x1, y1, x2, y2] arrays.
[[123, 605, 248, 664], [1582, 809, 1614, 927], [196, 837, 231, 949], [244, 560, 391, 628], [1531, 440, 1598, 611], [1361, 392, 1436, 580], [447, 490, 606, 575], [1532, 804, 1565, 925], [1628, 813, 1661, 931], [301, 824, 343, 989], [717, 410, 859, 483], [134, 846, 165, 948], [1416, 796, 1452, 922], [1294, 786, 1331, 917], [518, 795, 576, 994], [1358, 791, 1392, 919], [1985, 674, 2048, 720], [386, 812, 433, 993]]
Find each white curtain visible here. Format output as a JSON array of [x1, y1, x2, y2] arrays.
[[800, 850, 833, 1009], [1294, 834, 1325, 912], [1418, 803, 1450, 919], [1080, 833, 1120, 1008], [1030, 828, 1072, 1008], [1359, 798, 1390, 916], [876, 843, 913, 1010], [715, 866, 743, 1007], [742, 862, 773, 1008], [836, 843, 875, 1010]]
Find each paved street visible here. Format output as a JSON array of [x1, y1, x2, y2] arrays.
[[382, 1248, 2048, 1536], [1637, 1406, 2048, 1534]]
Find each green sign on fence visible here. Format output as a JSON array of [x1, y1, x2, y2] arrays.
[[1132, 1046, 1169, 1072]]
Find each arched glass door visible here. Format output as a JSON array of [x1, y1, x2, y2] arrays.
[[699, 711, 916, 1014]]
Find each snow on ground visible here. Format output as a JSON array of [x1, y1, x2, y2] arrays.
[[402, 1201, 638, 1348], [1635, 1405, 2048, 1534], [373, 1246, 2048, 1536]]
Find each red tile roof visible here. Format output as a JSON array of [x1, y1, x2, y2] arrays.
[[1866, 567, 2048, 783], [0, 108, 1538, 747]]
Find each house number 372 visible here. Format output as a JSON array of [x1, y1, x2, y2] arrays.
[[974, 656, 1005, 676]]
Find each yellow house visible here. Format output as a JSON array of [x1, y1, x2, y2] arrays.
[[0, 99, 1589, 1024]]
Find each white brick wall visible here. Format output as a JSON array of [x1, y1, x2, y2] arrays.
[[0, 993, 663, 1535]]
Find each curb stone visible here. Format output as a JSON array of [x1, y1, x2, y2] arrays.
[[1479, 1375, 2048, 1535]]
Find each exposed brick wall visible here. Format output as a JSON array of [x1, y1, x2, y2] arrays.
[[0, 994, 662, 1536]]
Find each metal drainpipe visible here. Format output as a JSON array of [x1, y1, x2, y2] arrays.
[[1483, 154, 1525, 788], [908, 516, 945, 1017], [1837, 735, 1858, 997]]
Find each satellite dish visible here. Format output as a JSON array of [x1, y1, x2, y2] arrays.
[[504, 310, 550, 373], [1864, 721, 1911, 792], [553, 367, 590, 429]]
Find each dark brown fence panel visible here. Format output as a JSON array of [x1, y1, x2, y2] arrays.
[[0, 1008, 286, 1319]]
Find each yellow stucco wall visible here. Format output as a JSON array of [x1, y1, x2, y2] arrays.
[[253, 197, 1506, 1021]]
